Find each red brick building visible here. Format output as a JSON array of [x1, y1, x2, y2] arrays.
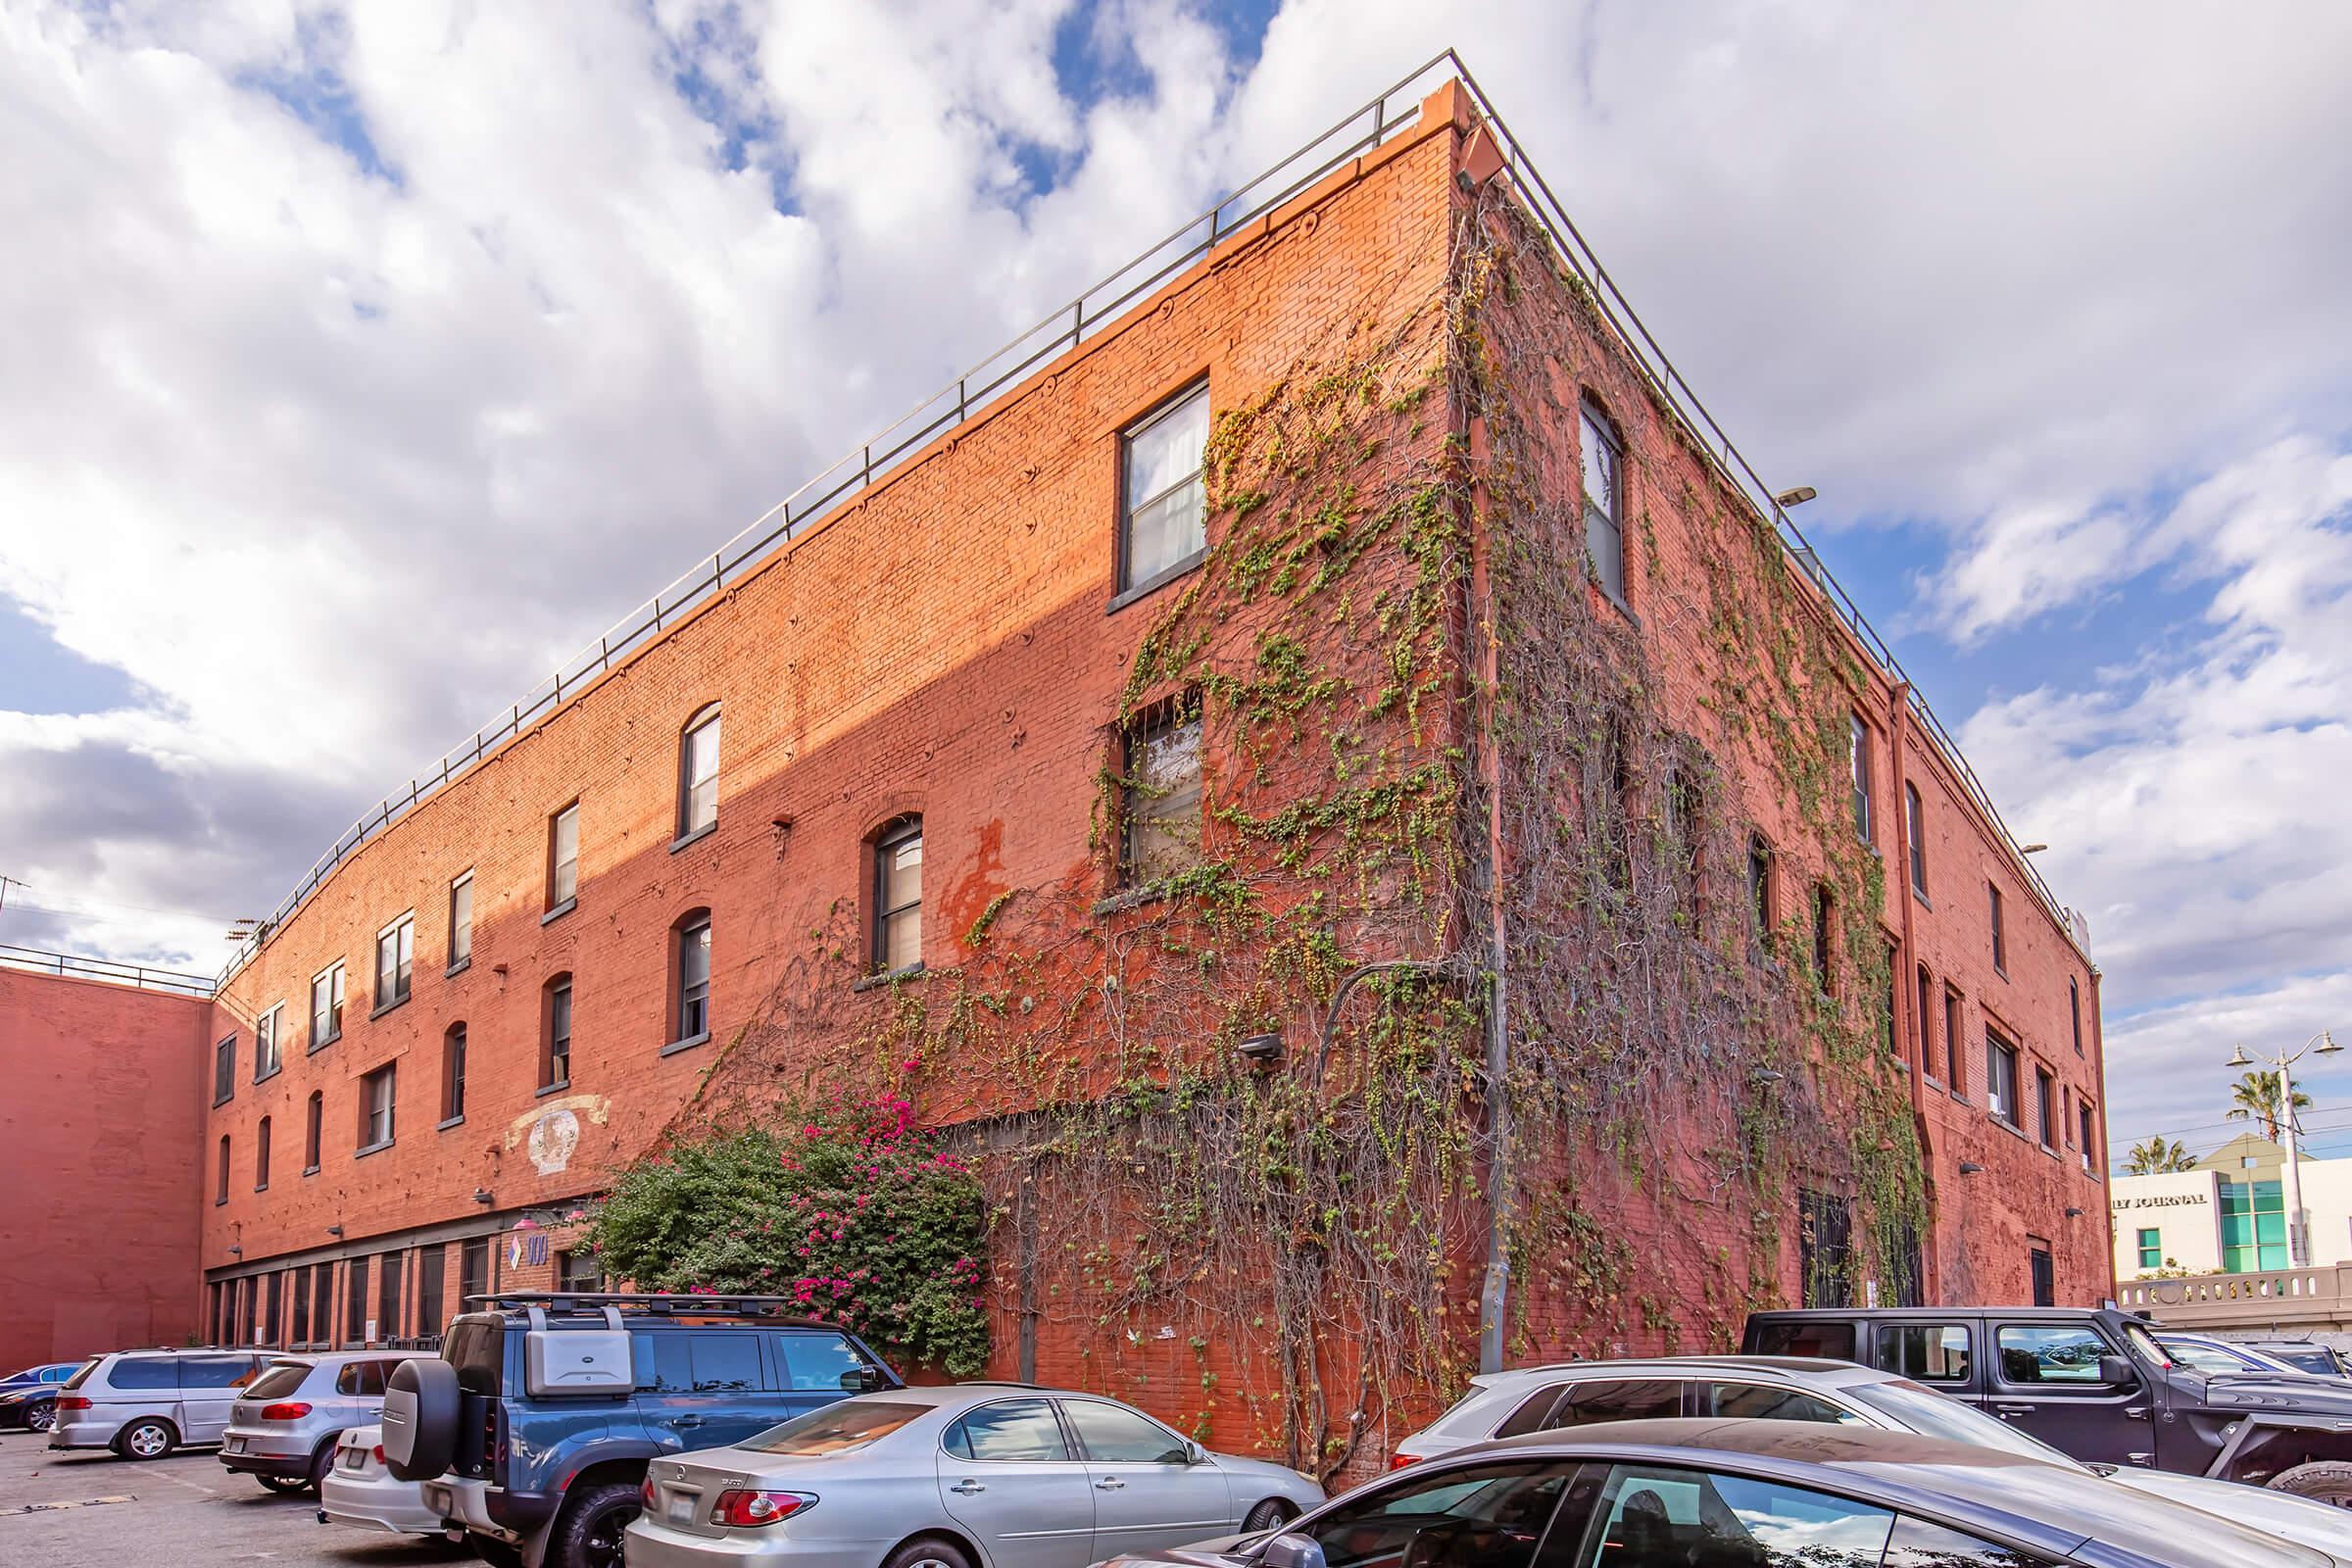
[[29, 66, 2108, 1472], [0, 956, 211, 1369]]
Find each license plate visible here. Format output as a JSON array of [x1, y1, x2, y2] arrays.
[[667, 1495, 694, 1525], [223, 1438, 245, 1453]]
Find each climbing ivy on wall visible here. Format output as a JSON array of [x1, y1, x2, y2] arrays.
[[646, 167, 1926, 1483]]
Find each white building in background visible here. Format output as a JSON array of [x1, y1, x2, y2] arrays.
[[2113, 1132, 2352, 1281]]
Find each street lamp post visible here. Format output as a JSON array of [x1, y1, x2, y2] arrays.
[[2228, 1031, 2341, 1268]]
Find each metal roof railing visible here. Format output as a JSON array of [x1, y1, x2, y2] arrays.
[[222, 47, 2076, 982], [2, 943, 218, 998]]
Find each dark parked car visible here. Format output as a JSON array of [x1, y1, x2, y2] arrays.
[[0, 1361, 83, 1432], [383, 1292, 900, 1568], [1744, 1304, 2352, 1501], [2241, 1339, 2352, 1380], [1100, 1419, 2339, 1568]]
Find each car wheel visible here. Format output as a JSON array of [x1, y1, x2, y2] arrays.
[[2268, 1460, 2352, 1506], [117, 1418, 176, 1460], [1243, 1496, 1298, 1532], [883, 1538, 975, 1568], [25, 1401, 55, 1433], [256, 1474, 311, 1494], [548, 1480, 642, 1568]]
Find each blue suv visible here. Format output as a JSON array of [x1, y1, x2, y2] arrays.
[[384, 1293, 899, 1568]]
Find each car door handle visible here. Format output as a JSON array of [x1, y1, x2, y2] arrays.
[[950, 1479, 986, 1495], [1993, 1403, 2034, 1416], [2125, 1405, 2150, 1420], [674, 1415, 706, 1428], [1095, 1477, 1127, 1491]]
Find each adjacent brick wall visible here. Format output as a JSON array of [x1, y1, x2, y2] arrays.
[[0, 967, 207, 1367]]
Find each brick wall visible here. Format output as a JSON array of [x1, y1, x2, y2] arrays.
[[0, 967, 208, 1367]]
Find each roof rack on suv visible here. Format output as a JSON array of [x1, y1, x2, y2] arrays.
[[466, 1290, 849, 1324]]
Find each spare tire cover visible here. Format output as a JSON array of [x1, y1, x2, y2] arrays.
[[383, 1356, 462, 1483]]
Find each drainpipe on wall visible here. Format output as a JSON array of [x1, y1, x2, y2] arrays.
[[1466, 349, 1512, 1377], [1887, 682, 1936, 1304]]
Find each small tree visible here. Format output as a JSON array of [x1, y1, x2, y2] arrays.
[[2225, 1069, 2309, 1143], [2124, 1136, 2195, 1176], [587, 1096, 989, 1376]]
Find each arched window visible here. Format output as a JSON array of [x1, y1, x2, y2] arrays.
[[670, 910, 712, 1046], [216, 1135, 230, 1205], [543, 975, 573, 1090], [304, 1092, 322, 1172], [678, 704, 721, 839], [442, 1023, 467, 1122], [255, 1116, 271, 1191], [1580, 400, 1626, 606], [871, 817, 923, 975]]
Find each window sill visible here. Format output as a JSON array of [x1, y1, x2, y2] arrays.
[[536, 1080, 571, 1099], [660, 1030, 712, 1057], [1989, 1114, 2030, 1143], [1106, 550, 1206, 614], [368, 993, 410, 1022], [1912, 889, 1932, 910], [355, 1139, 395, 1160], [1992, 964, 2009, 982], [254, 1184, 269, 1194], [1092, 884, 1171, 918], [302, 1165, 319, 1178], [215, 1196, 226, 1207], [445, 957, 471, 979], [851, 964, 925, 995], [308, 1033, 339, 1055], [669, 823, 716, 856], [436, 1114, 466, 1132], [253, 1066, 281, 1087], [541, 898, 577, 927], [1594, 581, 1642, 631], [213, 1093, 232, 1109]]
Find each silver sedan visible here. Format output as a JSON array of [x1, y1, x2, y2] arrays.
[[624, 1384, 1324, 1568]]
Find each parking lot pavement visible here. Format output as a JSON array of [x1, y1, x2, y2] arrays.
[[0, 1431, 461, 1566]]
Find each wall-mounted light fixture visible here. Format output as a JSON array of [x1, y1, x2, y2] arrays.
[[1957, 1161, 1985, 1175], [1236, 1032, 1285, 1066], [226, 1244, 243, 1257], [473, 1189, 495, 1205], [2065, 1206, 2084, 1218], [325, 1224, 343, 1238]]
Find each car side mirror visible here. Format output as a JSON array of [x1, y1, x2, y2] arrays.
[[1260, 1534, 1327, 1568], [838, 1365, 890, 1393], [2098, 1354, 2134, 1386], [1184, 1439, 1206, 1465]]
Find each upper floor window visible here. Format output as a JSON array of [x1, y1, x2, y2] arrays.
[[303, 1091, 322, 1173], [2079, 1100, 2096, 1172], [1904, 782, 1927, 897], [543, 975, 573, 1090], [673, 913, 713, 1040], [255, 1115, 271, 1190], [448, 871, 473, 970], [359, 1063, 396, 1152], [1987, 882, 2007, 973], [442, 1023, 466, 1123], [1745, 836, 1776, 954], [216, 1135, 229, 1205], [310, 961, 344, 1049], [1665, 762, 1703, 906], [548, 802, 580, 910], [1121, 702, 1202, 885], [375, 912, 415, 1011], [867, 819, 922, 974], [1944, 989, 1964, 1092], [678, 706, 720, 839], [2035, 1064, 2058, 1148], [1811, 885, 1835, 995], [1118, 382, 1210, 593], [214, 1034, 235, 1106], [254, 1003, 283, 1081], [1985, 1030, 2021, 1127], [1580, 403, 1625, 606], [1916, 964, 1936, 1080], [2069, 976, 2083, 1055], [1849, 715, 1873, 842]]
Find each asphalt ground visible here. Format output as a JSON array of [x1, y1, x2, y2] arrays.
[[0, 1429, 464, 1566]]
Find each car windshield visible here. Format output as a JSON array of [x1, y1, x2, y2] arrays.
[[2260, 1346, 2339, 1376], [739, 1399, 929, 1456], [1843, 1379, 2083, 1466]]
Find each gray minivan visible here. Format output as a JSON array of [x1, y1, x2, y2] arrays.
[[49, 1348, 266, 1459]]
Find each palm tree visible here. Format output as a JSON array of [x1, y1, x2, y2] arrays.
[[2125, 1136, 2195, 1176], [2225, 1067, 2311, 1142]]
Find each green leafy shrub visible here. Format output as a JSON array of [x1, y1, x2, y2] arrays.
[[586, 1096, 989, 1376]]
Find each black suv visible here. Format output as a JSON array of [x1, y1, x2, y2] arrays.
[[384, 1292, 900, 1568], [1744, 1304, 2352, 1502]]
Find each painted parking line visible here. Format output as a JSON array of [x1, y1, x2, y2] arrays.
[[145, 1465, 223, 1495], [0, 1494, 136, 1517]]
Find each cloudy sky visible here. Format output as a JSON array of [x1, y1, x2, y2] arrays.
[[3, 1, 2347, 1159]]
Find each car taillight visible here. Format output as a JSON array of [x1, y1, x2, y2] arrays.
[[57, 1396, 91, 1410], [371, 1445, 386, 1466], [1389, 1451, 1419, 1470], [711, 1490, 815, 1528], [260, 1402, 313, 1421]]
